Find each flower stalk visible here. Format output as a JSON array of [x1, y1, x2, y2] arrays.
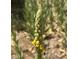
[[32, 0, 44, 59]]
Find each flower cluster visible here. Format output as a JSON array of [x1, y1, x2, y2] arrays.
[[32, 38, 45, 51]]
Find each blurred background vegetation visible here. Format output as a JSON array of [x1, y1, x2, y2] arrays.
[[11, 0, 67, 59]]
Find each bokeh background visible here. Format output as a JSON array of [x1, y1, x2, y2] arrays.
[[11, 0, 67, 59]]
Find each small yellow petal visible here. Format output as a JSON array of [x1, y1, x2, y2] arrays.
[[36, 44, 39, 47], [32, 39, 36, 45], [32, 41, 35, 45], [36, 41, 39, 45]]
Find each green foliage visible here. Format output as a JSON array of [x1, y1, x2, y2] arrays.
[[12, 31, 24, 59]]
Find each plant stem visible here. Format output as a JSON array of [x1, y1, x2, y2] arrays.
[[35, 49, 42, 59]]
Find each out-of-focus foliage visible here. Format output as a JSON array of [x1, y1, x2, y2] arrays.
[[11, 0, 67, 59], [11, 0, 26, 32]]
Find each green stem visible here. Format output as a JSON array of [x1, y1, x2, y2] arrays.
[[35, 49, 42, 59]]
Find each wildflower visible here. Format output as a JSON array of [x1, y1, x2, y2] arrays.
[[36, 44, 39, 47], [32, 39, 37, 46], [32, 38, 39, 46], [36, 40, 40, 45], [32, 38, 45, 52]]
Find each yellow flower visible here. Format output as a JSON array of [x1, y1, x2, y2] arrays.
[[36, 40, 40, 45], [32, 41, 35, 45], [32, 39, 36, 45], [36, 44, 39, 47], [32, 37, 45, 51]]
